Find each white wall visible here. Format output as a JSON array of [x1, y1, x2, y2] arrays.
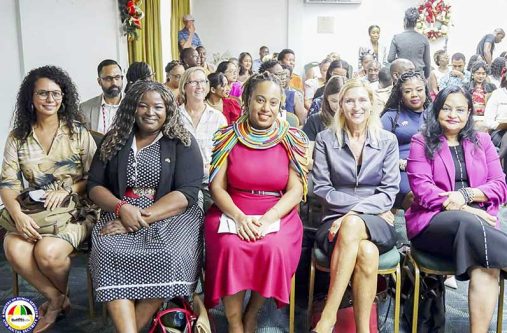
[[191, 0, 507, 74], [0, 0, 128, 155], [191, 0, 289, 63]]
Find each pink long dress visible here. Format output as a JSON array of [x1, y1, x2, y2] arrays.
[[204, 142, 303, 308]]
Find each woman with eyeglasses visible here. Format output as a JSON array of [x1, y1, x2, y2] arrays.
[[204, 72, 308, 332], [88, 80, 204, 333], [125, 61, 155, 93], [406, 86, 507, 331], [312, 79, 399, 332], [381, 71, 431, 210], [179, 67, 227, 211], [164, 60, 185, 105], [205, 72, 241, 125], [0, 66, 97, 333]]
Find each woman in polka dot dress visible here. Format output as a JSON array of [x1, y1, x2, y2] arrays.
[[87, 81, 204, 333]]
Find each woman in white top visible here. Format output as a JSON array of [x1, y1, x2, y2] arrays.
[[358, 25, 387, 70], [484, 74, 507, 172]]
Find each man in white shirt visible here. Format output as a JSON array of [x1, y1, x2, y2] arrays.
[[80, 59, 124, 134], [252, 46, 269, 73]]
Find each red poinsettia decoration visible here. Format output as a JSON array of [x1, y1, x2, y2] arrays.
[[416, 0, 452, 40], [122, 0, 144, 40]]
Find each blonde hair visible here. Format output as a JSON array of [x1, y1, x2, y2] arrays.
[[178, 67, 209, 103], [331, 78, 382, 146]]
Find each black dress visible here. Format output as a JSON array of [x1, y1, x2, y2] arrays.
[[411, 145, 507, 280]]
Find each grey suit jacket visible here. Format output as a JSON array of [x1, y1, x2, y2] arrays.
[[312, 128, 400, 224], [79, 95, 102, 132]]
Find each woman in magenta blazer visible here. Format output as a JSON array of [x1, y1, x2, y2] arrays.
[[406, 85, 507, 331]]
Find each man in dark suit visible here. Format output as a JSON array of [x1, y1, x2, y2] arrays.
[[80, 59, 123, 134]]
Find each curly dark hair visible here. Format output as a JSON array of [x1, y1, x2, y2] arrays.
[[99, 81, 191, 161], [12, 65, 83, 141], [258, 59, 280, 74], [422, 85, 478, 159], [383, 71, 431, 114], [490, 57, 506, 80]]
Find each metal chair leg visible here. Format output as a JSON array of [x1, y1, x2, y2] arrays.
[[289, 275, 295, 333], [411, 260, 421, 333], [12, 269, 19, 296], [307, 252, 316, 329], [497, 277, 504, 333], [87, 267, 95, 318], [394, 264, 401, 333]]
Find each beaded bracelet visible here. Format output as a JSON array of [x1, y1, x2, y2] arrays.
[[458, 188, 474, 204], [114, 200, 128, 217]]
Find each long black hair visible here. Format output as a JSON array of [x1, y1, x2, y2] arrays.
[[12, 65, 83, 141], [423, 85, 478, 159]]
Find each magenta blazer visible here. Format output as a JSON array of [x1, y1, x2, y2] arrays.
[[405, 132, 507, 239]]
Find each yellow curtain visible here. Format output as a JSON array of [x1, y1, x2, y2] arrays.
[[127, 0, 164, 83], [170, 0, 190, 61]]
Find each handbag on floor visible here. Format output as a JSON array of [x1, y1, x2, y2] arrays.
[[0, 189, 77, 234], [149, 295, 211, 333]]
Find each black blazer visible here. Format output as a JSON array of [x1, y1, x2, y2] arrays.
[[87, 134, 203, 207]]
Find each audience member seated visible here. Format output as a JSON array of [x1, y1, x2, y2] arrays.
[[206, 72, 241, 125], [313, 59, 351, 101], [439, 53, 471, 90], [197, 46, 215, 75], [238, 52, 253, 83], [304, 58, 331, 109], [125, 61, 155, 93], [363, 60, 381, 90], [490, 56, 506, 88], [311, 78, 399, 333], [381, 71, 430, 209], [405, 85, 507, 332], [1, 65, 97, 333], [303, 76, 345, 167], [80, 59, 123, 134], [355, 53, 374, 79], [180, 47, 200, 70], [204, 72, 308, 333], [216, 60, 242, 101], [466, 61, 497, 118], [388, 7, 431, 78], [484, 72, 507, 173], [178, 14, 203, 52], [278, 49, 303, 92], [88, 81, 204, 333], [358, 25, 388, 69], [164, 60, 185, 105], [373, 67, 393, 114], [466, 54, 483, 73], [428, 50, 450, 99], [252, 46, 270, 73], [259, 60, 306, 123], [179, 67, 227, 211], [389, 58, 416, 85]]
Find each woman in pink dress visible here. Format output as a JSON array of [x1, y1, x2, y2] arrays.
[[204, 72, 309, 333]]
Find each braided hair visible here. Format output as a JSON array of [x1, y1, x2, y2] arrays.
[[125, 62, 153, 93], [99, 81, 191, 161], [382, 71, 431, 132], [241, 72, 284, 113], [491, 57, 506, 80]]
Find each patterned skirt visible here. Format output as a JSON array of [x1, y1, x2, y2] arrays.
[[89, 197, 203, 302]]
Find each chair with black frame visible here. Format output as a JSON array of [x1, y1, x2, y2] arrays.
[[307, 245, 402, 333], [405, 247, 505, 333]]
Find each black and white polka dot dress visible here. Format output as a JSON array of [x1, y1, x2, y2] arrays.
[[89, 141, 203, 302]]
